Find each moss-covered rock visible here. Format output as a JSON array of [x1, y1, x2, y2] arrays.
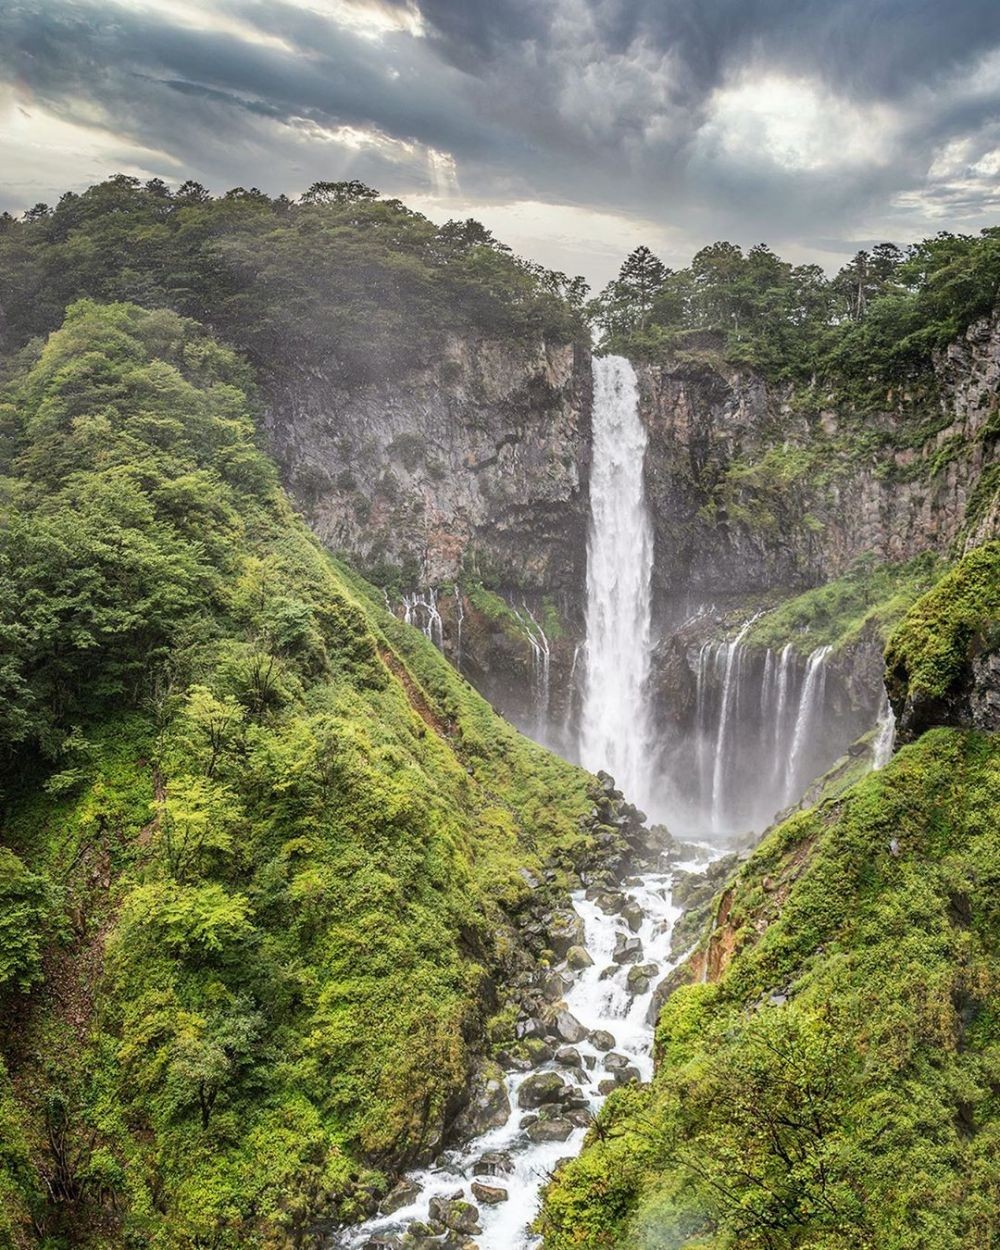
[[885, 541, 1000, 740]]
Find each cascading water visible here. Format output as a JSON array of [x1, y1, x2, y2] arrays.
[[873, 690, 896, 769], [710, 619, 755, 830], [783, 645, 832, 807], [578, 356, 655, 810]]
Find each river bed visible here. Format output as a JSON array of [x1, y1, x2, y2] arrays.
[[343, 849, 712, 1249]]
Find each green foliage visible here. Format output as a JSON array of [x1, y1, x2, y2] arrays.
[[596, 228, 1000, 405], [749, 554, 942, 656], [541, 730, 1000, 1250], [0, 175, 588, 383], [0, 846, 55, 992], [885, 541, 1000, 708], [0, 302, 595, 1248]]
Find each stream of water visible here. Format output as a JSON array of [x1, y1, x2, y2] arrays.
[[343, 853, 709, 1250]]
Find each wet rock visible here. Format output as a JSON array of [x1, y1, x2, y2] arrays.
[[565, 945, 594, 970], [471, 1180, 508, 1205], [450, 1062, 510, 1140], [525, 1116, 574, 1143], [547, 911, 586, 958], [522, 1037, 554, 1066], [363, 1236, 402, 1249], [542, 969, 574, 1002], [622, 901, 644, 932], [472, 1150, 514, 1177], [517, 1071, 566, 1109], [515, 1016, 545, 1040], [554, 1046, 582, 1067], [597, 1078, 618, 1096], [566, 1108, 592, 1127], [604, 1052, 631, 1072], [588, 1029, 616, 1051], [598, 964, 618, 981], [553, 1009, 587, 1044], [594, 891, 626, 916], [613, 934, 643, 965], [626, 962, 659, 995], [380, 1179, 422, 1215], [428, 1197, 481, 1236]]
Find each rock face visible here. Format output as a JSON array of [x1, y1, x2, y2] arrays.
[[264, 334, 592, 592], [636, 316, 1000, 604], [263, 318, 999, 785]]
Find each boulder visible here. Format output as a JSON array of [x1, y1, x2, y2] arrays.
[[622, 901, 644, 932], [525, 1116, 574, 1143], [565, 945, 594, 970], [553, 1009, 587, 1044], [547, 911, 586, 958], [471, 1181, 508, 1205], [380, 1178, 422, 1215], [473, 1150, 514, 1177], [427, 1196, 481, 1236], [589, 1029, 616, 1051], [613, 934, 643, 965], [626, 962, 659, 995], [517, 1071, 566, 1109], [450, 1062, 510, 1140], [554, 1046, 582, 1067]]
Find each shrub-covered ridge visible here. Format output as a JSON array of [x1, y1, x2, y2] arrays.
[[0, 301, 598, 1248], [539, 729, 1000, 1250]]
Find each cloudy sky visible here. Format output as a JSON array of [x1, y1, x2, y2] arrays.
[[2, 0, 1000, 286]]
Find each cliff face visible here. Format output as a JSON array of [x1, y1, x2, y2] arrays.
[[264, 334, 593, 596], [635, 314, 1000, 605]]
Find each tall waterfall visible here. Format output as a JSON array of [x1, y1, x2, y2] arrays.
[[579, 356, 654, 808]]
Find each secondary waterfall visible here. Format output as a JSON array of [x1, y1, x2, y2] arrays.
[[579, 356, 655, 809]]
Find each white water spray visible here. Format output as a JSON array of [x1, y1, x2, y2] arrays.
[[710, 619, 755, 831], [783, 645, 832, 806], [873, 690, 896, 769], [579, 356, 654, 808]]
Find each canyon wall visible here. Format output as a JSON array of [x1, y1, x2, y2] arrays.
[[263, 317, 1000, 828]]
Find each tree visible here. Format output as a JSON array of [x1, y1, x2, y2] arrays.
[[300, 179, 380, 206]]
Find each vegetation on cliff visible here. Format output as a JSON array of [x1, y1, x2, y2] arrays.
[[0, 301, 596, 1248], [747, 554, 941, 657], [593, 231, 1000, 402], [539, 728, 1000, 1250], [886, 541, 1000, 736], [0, 176, 588, 384]]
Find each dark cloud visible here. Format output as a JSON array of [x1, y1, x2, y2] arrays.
[[1, 0, 999, 278]]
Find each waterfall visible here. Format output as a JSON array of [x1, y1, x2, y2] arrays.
[[710, 619, 754, 831], [579, 356, 654, 808], [453, 584, 464, 669], [514, 601, 551, 734], [873, 690, 896, 769], [783, 645, 832, 806], [401, 589, 444, 650], [771, 643, 795, 789]]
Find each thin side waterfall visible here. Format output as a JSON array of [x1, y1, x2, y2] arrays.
[[710, 619, 754, 830], [579, 355, 654, 809], [771, 643, 795, 779], [873, 690, 896, 769], [783, 645, 832, 806], [513, 601, 551, 734]]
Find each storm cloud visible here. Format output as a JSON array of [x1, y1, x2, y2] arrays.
[[2, 0, 999, 283]]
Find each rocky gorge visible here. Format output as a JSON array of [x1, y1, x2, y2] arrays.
[[266, 313, 1000, 836]]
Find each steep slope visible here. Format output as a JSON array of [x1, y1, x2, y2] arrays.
[[539, 560, 1000, 1249], [540, 729, 999, 1249], [0, 302, 600, 1250]]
